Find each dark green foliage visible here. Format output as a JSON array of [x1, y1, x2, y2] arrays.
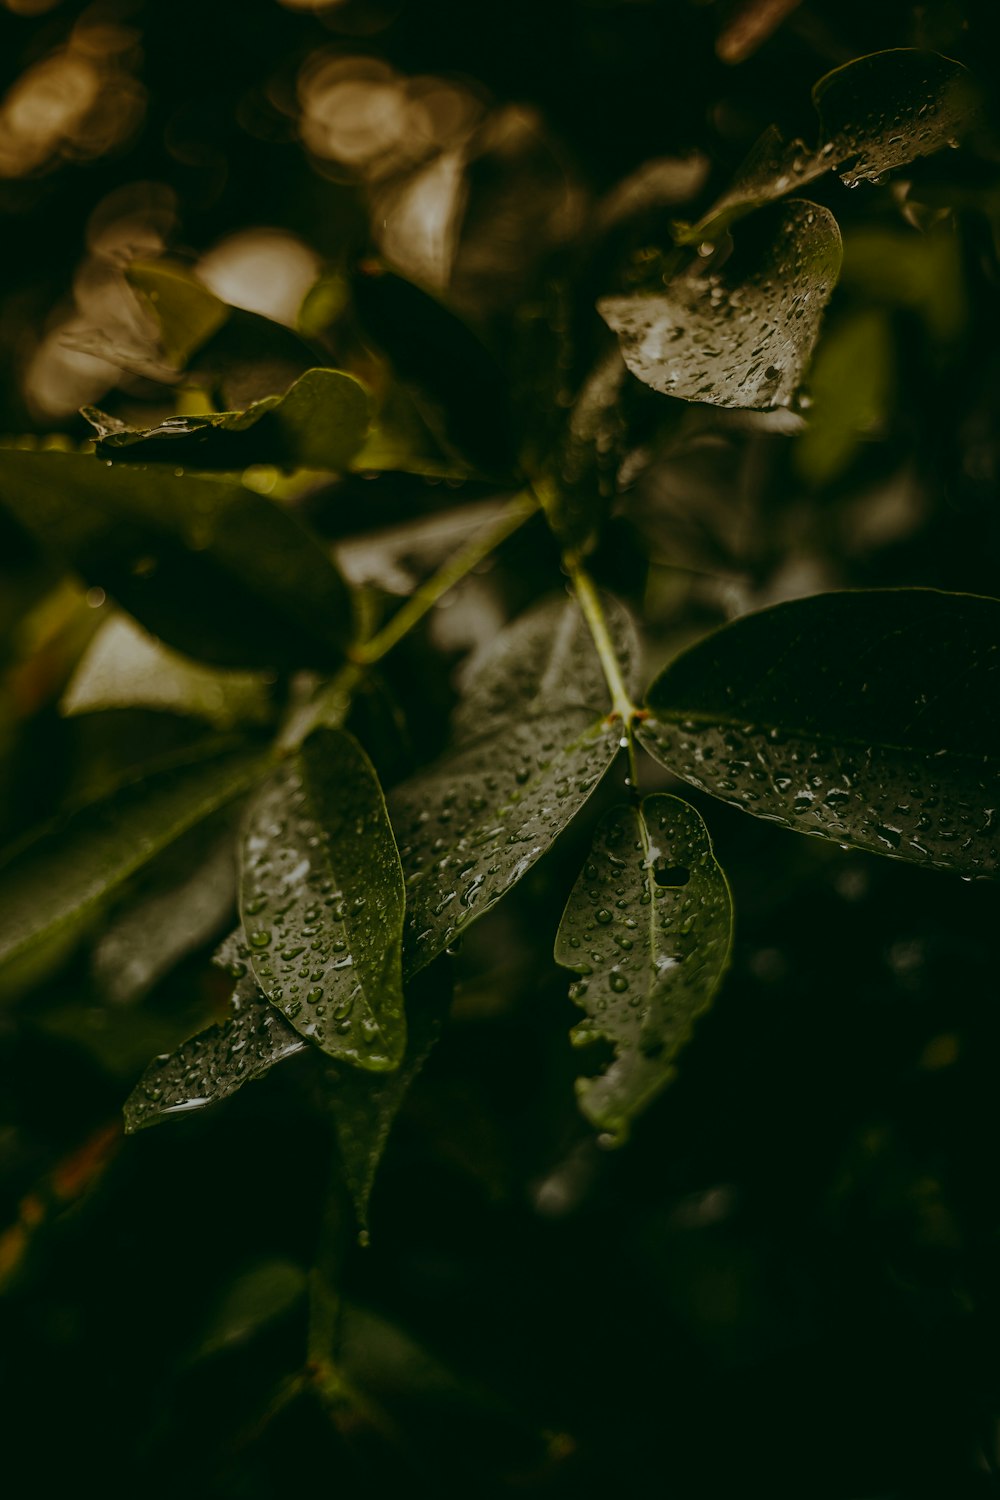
[[639, 590, 1000, 875], [0, 737, 270, 990], [390, 594, 640, 970], [601, 200, 843, 408], [0, 449, 354, 668], [241, 729, 406, 1068], [2, 4, 1000, 1495], [676, 48, 978, 244], [556, 793, 733, 1142], [84, 368, 372, 472]]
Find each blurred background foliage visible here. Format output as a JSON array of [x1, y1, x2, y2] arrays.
[[1, 0, 1000, 1495]]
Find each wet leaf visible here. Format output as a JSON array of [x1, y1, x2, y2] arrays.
[[123, 972, 307, 1132], [83, 367, 372, 473], [637, 589, 1000, 877], [599, 200, 841, 409], [0, 449, 353, 669], [391, 594, 639, 972], [240, 729, 406, 1069], [677, 49, 978, 245], [61, 614, 272, 731], [0, 739, 270, 989], [323, 964, 452, 1228], [126, 957, 447, 1224], [556, 794, 732, 1142]]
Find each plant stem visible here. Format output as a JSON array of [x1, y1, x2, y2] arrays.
[[351, 487, 540, 666], [564, 554, 637, 725], [280, 489, 538, 751]]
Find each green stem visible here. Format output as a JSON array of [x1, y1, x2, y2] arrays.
[[279, 488, 539, 751], [278, 660, 363, 754], [352, 487, 539, 666], [564, 554, 637, 726]]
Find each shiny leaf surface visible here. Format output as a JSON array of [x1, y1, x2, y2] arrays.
[[677, 49, 977, 245], [390, 594, 639, 972], [600, 200, 841, 409], [638, 589, 1000, 876], [124, 972, 306, 1132], [240, 729, 406, 1069], [556, 793, 732, 1142]]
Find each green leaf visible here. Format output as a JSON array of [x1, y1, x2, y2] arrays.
[[240, 728, 406, 1070], [556, 794, 732, 1143], [125, 958, 447, 1228], [195, 1259, 307, 1359], [0, 738, 270, 988], [83, 367, 372, 473], [637, 589, 1000, 877], [124, 972, 307, 1132], [794, 308, 893, 484], [323, 965, 451, 1230], [126, 259, 229, 368], [61, 613, 272, 730], [390, 594, 639, 973], [126, 259, 322, 409], [676, 49, 978, 246], [0, 448, 353, 669], [599, 200, 841, 410], [91, 807, 238, 1005]]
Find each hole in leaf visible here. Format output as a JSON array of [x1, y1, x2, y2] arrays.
[[653, 863, 690, 887]]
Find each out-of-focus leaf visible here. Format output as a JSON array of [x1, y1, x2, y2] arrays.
[[840, 225, 967, 342], [599, 200, 841, 410], [323, 965, 451, 1229], [555, 794, 732, 1143], [0, 449, 353, 669], [124, 972, 306, 1132], [594, 155, 711, 238], [126, 260, 229, 368], [353, 261, 517, 479], [83, 367, 372, 473], [795, 309, 893, 484], [638, 589, 1000, 876], [677, 49, 978, 245], [390, 594, 639, 973], [241, 729, 406, 1069], [0, 739, 270, 990], [61, 614, 272, 731], [449, 103, 584, 318], [126, 259, 321, 408], [91, 809, 238, 1005], [195, 1258, 307, 1358]]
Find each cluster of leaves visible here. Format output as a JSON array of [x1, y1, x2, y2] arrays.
[[1, 12, 999, 1487], [0, 43, 994, 1227]]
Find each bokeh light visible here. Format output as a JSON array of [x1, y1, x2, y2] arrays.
[[196, 230, 322, 327], [0, 12, 145, 178]]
